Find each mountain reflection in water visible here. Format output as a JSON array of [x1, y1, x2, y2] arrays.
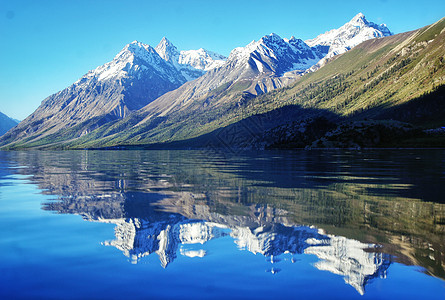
[[5, 149, 445, 296]]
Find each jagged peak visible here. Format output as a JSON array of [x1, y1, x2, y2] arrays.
[[261, 32, 283, 43], [229, 31, 315, 59], [185, 48, 226, 60], [306, 13, 392, 47], [84, 40, 172, 82], [268, 32, 282, 38], [287, 36, 307, 45], [183, 47, 207, 54], [346, 13, 392, 35], [348, 12, 370, 27], [351, 12, 366, 21], [181, 48, 212, 59], [121, 40, 153, 52], [257, 33, 289, 52], [116, 41, 159, 61], [155, 37, 179, 62], [156, 37, 176, 49]]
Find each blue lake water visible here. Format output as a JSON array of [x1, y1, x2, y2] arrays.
[[0, 149, 444, 299]]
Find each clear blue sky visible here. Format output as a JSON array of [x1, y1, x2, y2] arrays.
[[1, 0, 444, 120]]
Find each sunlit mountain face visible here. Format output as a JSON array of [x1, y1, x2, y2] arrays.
[[3, 149, 442, 297]]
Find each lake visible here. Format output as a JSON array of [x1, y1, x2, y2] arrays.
[[0, 149, 444, 299]]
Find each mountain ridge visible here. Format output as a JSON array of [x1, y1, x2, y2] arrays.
[[62, 16, 443, 150], [305, 13, 393, 72], [0, 38, 227, 147], [4, 13, 432, 150], [154, 37, 227, 81]]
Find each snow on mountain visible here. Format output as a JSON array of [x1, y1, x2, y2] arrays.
[[0, 40, 192, 146], [305, 13, 393, 71], [227, 33, 325, 75], [81, 40, 185, 84], [74, 36, 227, 93], [305, 235, 390, 295], [155, 37, 227, 81], [1, 13, 395, 149], [132, 32, 328, 118], [154, 37, 179, 63], [179, 48, 226, 71], [128, 33, 332, 126], [82, 14, 390, 90]]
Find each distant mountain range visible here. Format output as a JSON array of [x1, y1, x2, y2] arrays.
[[2, 13, 444, 149], [0, 112, 18, 136]]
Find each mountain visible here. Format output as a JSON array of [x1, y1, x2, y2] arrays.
[[150, 32, 327, 107], [0, 112, 18, 136], [306, 13, 392, 52], [15, 32, 334, 149], [42, 16, 443, 150], [0, 39, 226, 148], [227, 33, 326, 78], [0, 28, 330, 149], [0, 13, 416, 150], [155, 37, 226, 81], [305, 13, 393, 71], [137, 33, 327, 117]]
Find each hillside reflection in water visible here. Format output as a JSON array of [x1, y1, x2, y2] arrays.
[[2, 149, 444, 298]]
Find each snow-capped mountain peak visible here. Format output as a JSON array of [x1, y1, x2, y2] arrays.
[[84, 40, 178, 82], [286, 36, 313, 52], [347, 13, 392, 36], [258, 33, 290, 56], [119, 41, 161, 63], [155, 37, 180, 63], [304, 13, 393, 72], [153, 37, 227, 80], [261, 32, 283, 43], [227, 33, 325, 75], [349, 12, 367, 26], [228, 33, 289, 62], [79, 37, 228, 84]]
